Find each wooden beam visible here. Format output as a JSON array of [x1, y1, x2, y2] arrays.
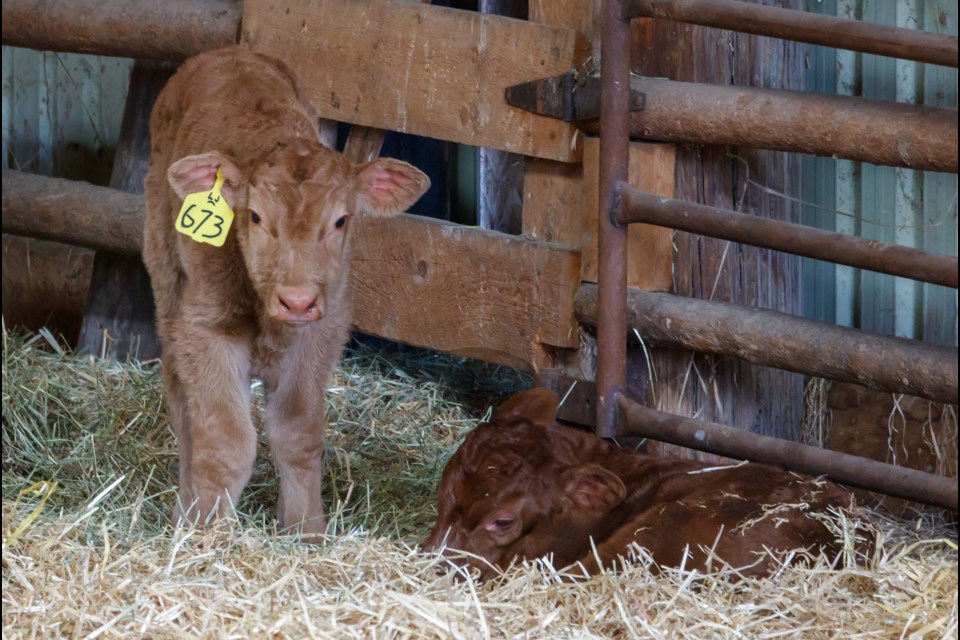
[[76, 61, 169, 361], [2, 170, 145, 254], [2, 171, 580, 371], [241, 0, 585, 162], [1, 0, 240, 60], [581, 137, 674, 290], [350, 215, 580, 370]]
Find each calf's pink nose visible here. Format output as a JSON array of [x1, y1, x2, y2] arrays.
[[274, 287, 323, 322]]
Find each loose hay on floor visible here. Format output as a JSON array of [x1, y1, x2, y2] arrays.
[[3, 329, 957, 639]]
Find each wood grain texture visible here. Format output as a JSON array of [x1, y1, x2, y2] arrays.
[[2, 174, 581, 370], [581, 136, 674, 290], [2, 169, 145, 253], [349, 214, 581, 371], [521, 158, 584, 247], [630, 11, 806, 442], [241, 0, 584, 162], [520, 0, 593, 249]]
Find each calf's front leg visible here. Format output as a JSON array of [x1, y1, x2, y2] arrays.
[[265, 371, 328, 538], [172, 327, 257, 525]]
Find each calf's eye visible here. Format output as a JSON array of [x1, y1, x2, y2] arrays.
[[484, 516, 517, 534], [334, 216, 347, 230], [251, 212, 261, 225]]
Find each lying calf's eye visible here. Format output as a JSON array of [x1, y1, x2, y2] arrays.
[[251, 212, 261, 224], [334, 216, 347, 229]]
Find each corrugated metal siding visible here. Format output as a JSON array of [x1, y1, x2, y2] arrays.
[[801, 0, 958, 346], [2, 46, 131, 184]]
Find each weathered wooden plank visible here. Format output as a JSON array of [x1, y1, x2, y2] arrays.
[[521, 159, 583, 246], [581, 137, 674, 290], [241, 0, 584, 162], [631, 13, 807, 441], [3, 170, 581, 371], [520, 0, 595, 249], [825, 382, 957, 511], [350, 214, 581, 371]]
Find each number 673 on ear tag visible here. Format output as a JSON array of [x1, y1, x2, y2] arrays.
[[175, 166, 235, 247]]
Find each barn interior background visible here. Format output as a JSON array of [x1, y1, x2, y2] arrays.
[[2, 0, 957, 487], [2, 1, 957, 637]]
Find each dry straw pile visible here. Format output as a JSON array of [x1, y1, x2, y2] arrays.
[[3, 328, 957, 639]]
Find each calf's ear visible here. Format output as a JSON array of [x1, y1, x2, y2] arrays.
[[561, 464, 626, 513], [494, 388, 559, 423], [167, 152, 243, 207], [354, 158, 431, 216]]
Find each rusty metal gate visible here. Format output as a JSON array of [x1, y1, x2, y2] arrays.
[[591, 0, 957, 510]]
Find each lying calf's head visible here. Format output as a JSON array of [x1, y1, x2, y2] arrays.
[[422, 389, 621, 578], [167, 140, 430, 324]]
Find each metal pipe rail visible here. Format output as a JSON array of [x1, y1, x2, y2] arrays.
[[618, 397, 959, 512], [616, 186, 959, 288], [624, 0, 958, 68], [578, 76, 958, 174], [595, 0, 633, 437], [575, 284, 959, 405]]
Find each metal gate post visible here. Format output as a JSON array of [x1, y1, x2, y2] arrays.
[[596, 0, 632, 438]]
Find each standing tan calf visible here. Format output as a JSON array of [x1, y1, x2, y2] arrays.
[[144, 46, 430, 535], [425, 389, 869, 579]]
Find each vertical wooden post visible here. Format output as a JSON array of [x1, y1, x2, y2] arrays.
[[477, 0, 528, 234], [77, 61, 175, 360]]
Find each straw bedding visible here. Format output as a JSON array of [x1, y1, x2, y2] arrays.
[[3, 328, 957, 639]]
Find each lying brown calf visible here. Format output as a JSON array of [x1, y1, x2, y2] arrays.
[[424, 389, 865, 578], [144, 46, 430, 534]]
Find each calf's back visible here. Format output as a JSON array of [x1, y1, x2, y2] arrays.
[[425, 389, 867, 578]]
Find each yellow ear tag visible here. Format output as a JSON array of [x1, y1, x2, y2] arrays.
[[175, 166, 235, 247]]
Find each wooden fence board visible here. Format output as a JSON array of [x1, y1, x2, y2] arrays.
[[242, 0, 584, 162], [3, 170, 579, 371], [581, 137, 675, 290], [350, 214, 581, 370]]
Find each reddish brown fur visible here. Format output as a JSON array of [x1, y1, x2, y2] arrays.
[[144, 47, 429, 534], [424, 389, 865, 579]]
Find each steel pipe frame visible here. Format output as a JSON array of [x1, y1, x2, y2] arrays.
[[616, 186, 959, 289], [595, 1, 632, 438], [624, 0, 958, 68], [576, 76, 959, 174], [575, 284, 958, 405], [619, 397, 958, 511]]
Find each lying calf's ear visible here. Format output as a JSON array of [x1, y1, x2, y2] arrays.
[[167, 152, 243, 207], [494, 388, 559, 423], [354, 158, 431, 216], [561, 464, 626, 513]]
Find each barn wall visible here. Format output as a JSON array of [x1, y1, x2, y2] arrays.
[[2, 46, 131, 342], [800, 0, 958, 347], [631, 1, 807, 441]]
